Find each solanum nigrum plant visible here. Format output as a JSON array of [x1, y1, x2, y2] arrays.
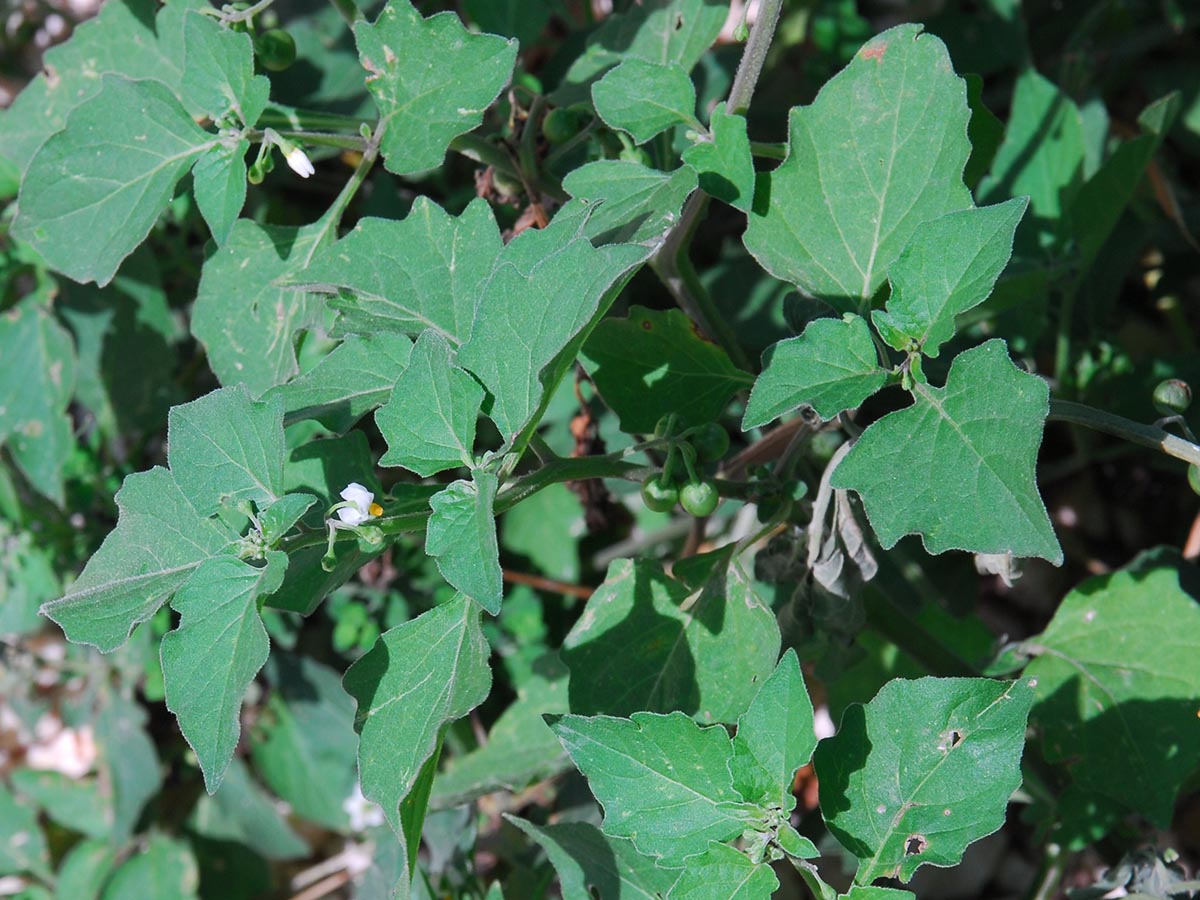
[[2, 0, 1200, 897]]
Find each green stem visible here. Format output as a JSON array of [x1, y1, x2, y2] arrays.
[[204, 0, 275, 24], [1054, 284, 1078, 389], [543, 118, 598, 169], [647, 0, 784, 374], [726, 0, 785, 115], [1025, 842, 1068, 900], [273, 130, 368, 151], [258, 105, 372, 134], [1048, 399, 1200, 466], [314, 120, 385, 241], [750, 140, 787, 160]]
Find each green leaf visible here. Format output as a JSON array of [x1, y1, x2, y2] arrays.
[[355, 1, 517, 176], [161, 552, 286, 792], [100, 834, 198, 900], [0, 527, 58, 637], [9, 770, 110, 840], [258, 493, 318, 545], [562, 556, 780, 724], [458, 214, 645, 440], [871, 199, 1027, 358], [683, 102, 755, 212], [343, 595, 492, 832], [0, 0, 197, 173], [0, 781, 49, 877], [57, 249, 180, 440], [1067, 93, 1179, 271], [550, 711, 754, 865], [501, 483, 582, 583], [506, 817, 681, 900], [181, 11, 269, 125], [192, 139, 249, 246], [743, 314, 886, 428], [95, 688, 162, 843], [426, 471, 503, 615], [251, 654, 358, 829], [167, 386, 285, 518], [743, 24, 972, 311], [434, 657, 569, 808], [42, 467, 234, 651], [776, 823, 819, 860], [730, 650, 815, 812], [583, 306, 750, 434], [188, 756, 309, 860], [1023, 556, 1200, 827], [561, 163, 698, 247], [192, 219, 330, 395], [57, 839, 118, 900], [841, 890, 915, 900], [297, 198, 502, 344], [14, 76, 214, 286], [963, 74, 1003, 192], [463, 0, 552, 46], [666, 842, 778, 900], [978, 70, 1084, 249], [592, 59, 698, 143], [553, 0, 728, 104], [813, 676, 1034, 884], [831, 340, 1061, 563], [266, 332, 413, 433], [377, 330, 483, 476], [0, 297, 77, 504]]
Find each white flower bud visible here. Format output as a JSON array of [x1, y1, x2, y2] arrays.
[[284, 145, 315, 178]]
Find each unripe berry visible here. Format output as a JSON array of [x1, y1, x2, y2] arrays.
[[1153, 379, 1192, 417]]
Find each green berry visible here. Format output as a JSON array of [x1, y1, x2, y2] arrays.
[[679, 480, 720, 517], [1153, 378, 1192, 416], [542, 108, 586, 145], [689, 422, 730, 462], [1189, 464, 1200, 496], [255, 29, 297, 71], [641, 476, 679, 512]]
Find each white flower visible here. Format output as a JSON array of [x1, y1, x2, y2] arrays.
[[337, 482, 381, 526], [343, 781, 385, 832], [284, 145, 315, 178]]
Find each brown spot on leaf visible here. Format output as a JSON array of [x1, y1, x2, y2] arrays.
[[860, 44, 887, 62]]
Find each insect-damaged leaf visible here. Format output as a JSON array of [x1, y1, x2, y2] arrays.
[[814, 676, 1033, 884]]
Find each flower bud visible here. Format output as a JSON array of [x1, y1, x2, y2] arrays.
[[284, 145, 315, 179]]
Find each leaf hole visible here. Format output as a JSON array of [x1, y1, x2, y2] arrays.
[[674, 13, 684, 30], [905, 835, 927, 855], [937, 728, 963, 751]]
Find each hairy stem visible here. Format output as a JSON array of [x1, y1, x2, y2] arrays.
[[1048, 399, 1200, 466], [727, 0, 786, 115], [648, 0, 785, 374]]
